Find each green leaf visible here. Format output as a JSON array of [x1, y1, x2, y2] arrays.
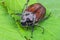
[[0, 5, 25, 40], [0, 0, 60, 40]]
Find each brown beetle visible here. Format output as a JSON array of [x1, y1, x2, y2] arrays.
[[20, 2, 46, 38], [21, 2, 46, 26], [15, 0, 50, 38]]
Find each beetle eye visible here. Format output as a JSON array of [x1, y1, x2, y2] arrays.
[[25, 14, 29, 16]]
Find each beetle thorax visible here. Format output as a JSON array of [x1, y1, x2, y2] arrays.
[[21, 11, 36, 26], [21, 11, 36, 22]]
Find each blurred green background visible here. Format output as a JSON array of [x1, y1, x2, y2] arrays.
[[0, 0, 60, 40]]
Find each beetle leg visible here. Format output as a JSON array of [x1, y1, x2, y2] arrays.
[[11, 13, 22, 16], [38, 26, 44, 34], [24, 36, 31, 40], [31, 25, 34, 38], [35, 24, 44, 34], [26, 27, 28, 30], [16, 20, 20, 22], [43, 12, 51, 20], [39, 26, 44, 34], [22, 0, 30, 12], [15, 13, 22, 16]]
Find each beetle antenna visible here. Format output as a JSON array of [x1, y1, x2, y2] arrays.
[[22, 0, 30, 12]]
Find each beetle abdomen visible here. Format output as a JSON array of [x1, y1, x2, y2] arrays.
[[35, 6, 46, 21], [25, 3, 46, 22]]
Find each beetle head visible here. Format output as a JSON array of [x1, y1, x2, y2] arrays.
[[21, 11, 36, 26]]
